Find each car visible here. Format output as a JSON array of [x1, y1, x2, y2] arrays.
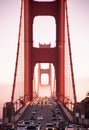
[[25, 124, 37, 130], [24, 120, 30, 126], [30, 115, 36, 120], [5, 123, 15, 130], [72, 124, 83, 130], [65, 124, 76, 130], [58, 116, 65, 122], [17, 120, 25, 127], [32, 111, 37, 115], [45, 122, 57, 130], [56, 121, 63, 130], [36, 123, 42, 130], [51, 117, 58, 125], [37, 114, 43, 121]]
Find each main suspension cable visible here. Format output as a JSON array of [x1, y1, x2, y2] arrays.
[[65, 0, 77, 103], [11, 0, 24, 102]]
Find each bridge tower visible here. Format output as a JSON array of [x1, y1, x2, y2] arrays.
[[37, 44, 52, 97], [24, 0, 65, 103]]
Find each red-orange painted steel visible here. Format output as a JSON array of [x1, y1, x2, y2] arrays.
[[24, 0, 33, 103], [24, 0, 65, 103]]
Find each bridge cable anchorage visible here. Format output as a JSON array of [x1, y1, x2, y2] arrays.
[[11, 0, 24, 103], [65, 0, 77, 103]]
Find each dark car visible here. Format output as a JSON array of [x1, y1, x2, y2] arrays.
[[26, 124, 37, 130], [5, 123, 15, 130]]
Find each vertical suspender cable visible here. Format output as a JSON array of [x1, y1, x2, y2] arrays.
[[11, 0, 23, 102], [65, 0, 77, 103]]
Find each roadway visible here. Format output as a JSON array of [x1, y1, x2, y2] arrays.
[[16, 97, 73, 130], [4, 97, 84, 130]]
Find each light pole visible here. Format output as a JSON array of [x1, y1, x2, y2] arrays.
[[75, 112, 79, 124], [81, 114, 85, 125]]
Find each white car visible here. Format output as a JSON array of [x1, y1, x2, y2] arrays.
[[17, 120, 25, 127], [37, 115, 43, 121], [65, 124, 76, 130]]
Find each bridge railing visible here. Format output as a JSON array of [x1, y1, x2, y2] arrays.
[[3, 94, 30, 124]]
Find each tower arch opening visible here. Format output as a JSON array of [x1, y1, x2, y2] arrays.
[[41, 74, 49, 85], [33, 63, 56, 97], [33, 16, 56, 48]]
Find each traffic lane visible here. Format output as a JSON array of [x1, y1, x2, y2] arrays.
[[16, 97, 70, 130]]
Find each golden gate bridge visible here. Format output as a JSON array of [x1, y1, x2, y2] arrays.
[[3, 0, 88, 128]]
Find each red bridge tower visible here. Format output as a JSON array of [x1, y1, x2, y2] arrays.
[[24, 0, 65, 103]]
